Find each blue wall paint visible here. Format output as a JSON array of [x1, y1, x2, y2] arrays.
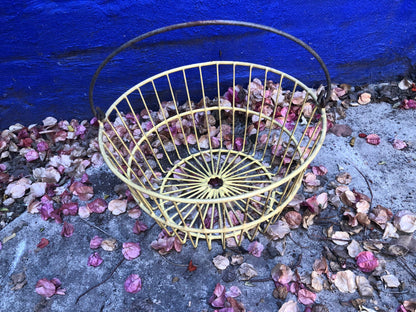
[[1, 0, 415, 129]]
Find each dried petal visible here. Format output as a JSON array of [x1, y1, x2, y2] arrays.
[[90, 236, 103, 249], [284, 211, 302, 229], [124, 274, 142, 293], [70, 181, 94, 201], [347, 240, 364, 258], [266, 220, 291, 240], [37, 238, 49, 249], [366, 134, 380, 145], [87, 198, 107, 214], [78, 205, 91, 218], [213, 255, 230, 270], [336, 172, 352, 184], [278, 300, 299, 312], [313, 257, 328, 275], [334, 270, 357, 293], [87, 252, 103, 267], [122, 242, 141, 260], [101, 238, 117, 251], [358, 92, 371, 105], [30, 182, 47, 197], [271, 263, 294, 285], [108, 199, 127, 215], [132, 220, 148, 234], [225, 286, 241, 298], [312, 165, 328, 176], [310, 271, 324, 292], [43, 116, 58, 127], [238, 263, 258, 280], [35, 279, 57, 298], [356, 275, 374, 297], [25, 149, 39, 162], [331, 231, 350, 245], [356, 251, 378, 272], [247, 241, 264, 257], [298, 288, 316, 306], [209, 283, 226, 308], [381, 274, 400, 288], [61, 222, 74, 238], [392, 139, 407, 150], [394, 210, 416, 233]]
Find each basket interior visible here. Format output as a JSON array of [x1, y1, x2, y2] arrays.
[[98, 61, 326, 248]]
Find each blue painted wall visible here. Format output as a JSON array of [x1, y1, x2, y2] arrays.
[[1, 0, 415, 129]]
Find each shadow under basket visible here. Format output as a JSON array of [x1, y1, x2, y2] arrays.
[[97, 60, 327, 249]]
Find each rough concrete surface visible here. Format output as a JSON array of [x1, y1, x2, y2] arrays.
[[1, 100, 416, 312]]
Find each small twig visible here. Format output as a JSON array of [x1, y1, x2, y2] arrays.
[[397, 256, 416, 281], [76, 257, 125, 304], [80, 218, 114, 238], [353, 166, 374, 210], [159, 254, 188, 267]]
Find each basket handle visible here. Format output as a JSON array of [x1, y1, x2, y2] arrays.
[[89, 20, 332, 119]]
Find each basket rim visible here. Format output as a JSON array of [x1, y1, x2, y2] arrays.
[[98, 60, 327, 204]]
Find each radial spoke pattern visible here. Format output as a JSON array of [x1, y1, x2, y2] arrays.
[[99, 61, 327, 249]]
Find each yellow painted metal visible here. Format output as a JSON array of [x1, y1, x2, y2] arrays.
[[98, 60, 326, 249]]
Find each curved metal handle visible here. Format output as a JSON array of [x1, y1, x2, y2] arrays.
[[89, 20, 332, 119]]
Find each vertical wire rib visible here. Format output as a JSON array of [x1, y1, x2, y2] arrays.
[[199, 65, 215, 174], [113, 104, 159, 180], [124, 96, 166, 174], [166, 73, 192, 156], [137, 87, 174, 165], [251, 68, 268, 156], [182, 69, 212, 174], [241, 65, 253, 152], [261, 74, 285, 163], [151, 80, 182, 160], [103, 121, 153, 188]]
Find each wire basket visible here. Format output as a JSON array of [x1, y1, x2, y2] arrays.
[[89, 20, 331, 249]]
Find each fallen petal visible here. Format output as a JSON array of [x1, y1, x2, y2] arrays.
[[122, 242, 141, 260], [108, 199, 127, 215], [87, 252, 103, 267], [213, 255, 230, 270], [356, 251, 379, 273], [124, 274, 142, 293]]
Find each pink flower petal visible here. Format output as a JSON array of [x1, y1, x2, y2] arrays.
[[356, 251, 379, 272], [392, 139, 407, 150], [366, 134, 380, 145], [69, 181, 94, 201], [37, 238, 49, 249], [87, 252, 103, 267], [298, 288, 316, 306], [122, 242, 141, 260], [209, 283, 226, 308], [132, 220, 148, 234], [61, 221, 74, 238], [61, 202, 78, 216], [90, 235, 103, 249], [35, 279, 56, 298], [87, 198, 108, 213], [247, 241, 264, 258], [36, 141, 49, 152], [124, 274, 142, 293], [25, 149, 39, 162], [225, 286, 241, 298], [312, 165, 328, 176]]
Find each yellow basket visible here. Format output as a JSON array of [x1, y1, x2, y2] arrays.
[[89, 21, 331, 249]]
